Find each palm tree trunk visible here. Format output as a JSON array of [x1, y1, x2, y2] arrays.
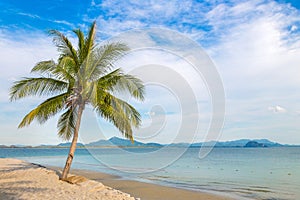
[[60, 104, 84, 181]]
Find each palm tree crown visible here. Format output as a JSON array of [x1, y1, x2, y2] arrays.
[[10, 21, 145, 180]]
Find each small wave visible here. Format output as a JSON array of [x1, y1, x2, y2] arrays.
[[249, 185, 270, 189], [233, 187, 272, 193]]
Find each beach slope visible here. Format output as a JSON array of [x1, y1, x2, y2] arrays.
[[0, 158, 136, 200]]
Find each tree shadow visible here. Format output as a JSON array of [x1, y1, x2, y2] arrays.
[[0, 180, 48, 200], [0, 161, 63, 199], [0, 162, 42, 173]]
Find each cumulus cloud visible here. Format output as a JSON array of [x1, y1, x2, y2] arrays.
[[0, 32, 57, 78], [89, 0, 208, 39], [206, 0, 300, 94]]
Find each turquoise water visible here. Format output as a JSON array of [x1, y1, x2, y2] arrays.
[[0, 147, 299, 200]]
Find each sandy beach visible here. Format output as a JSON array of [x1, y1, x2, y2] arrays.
[[0, 158, 136, 200], [0, 158, 233, 200]]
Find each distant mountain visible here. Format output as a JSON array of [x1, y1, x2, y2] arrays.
[[244, 141, 265, 147], [87, 139, 111, 147], [87, 137, 162, 147], [85, 137, 288, 148], [251, 139, 283, 147], [167, 139, 284, 148], [195, 139, 284, 148], [168, 139, 261, 148], [215, 139, 253, 147], [36, 144, 55, 148], [0, 137, 296, 148], [57, 142, 85, 147]]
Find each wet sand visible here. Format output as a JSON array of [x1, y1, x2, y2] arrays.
[[60, 167, 234, 200]]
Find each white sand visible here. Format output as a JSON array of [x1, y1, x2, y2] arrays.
[[0, 158, 136, 200]]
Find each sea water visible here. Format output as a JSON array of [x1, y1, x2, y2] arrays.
[[0, 147, 299, 200]]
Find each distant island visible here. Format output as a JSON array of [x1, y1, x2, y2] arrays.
[[244, 141, 267, 147], [0, 137, 298, 148]]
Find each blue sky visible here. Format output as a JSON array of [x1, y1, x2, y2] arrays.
[[0, 0, 300, 145]]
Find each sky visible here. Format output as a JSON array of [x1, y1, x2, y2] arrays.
[[0, 0, 300, 145]]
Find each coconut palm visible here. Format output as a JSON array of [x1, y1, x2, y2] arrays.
[[9, 22, 145, 180]]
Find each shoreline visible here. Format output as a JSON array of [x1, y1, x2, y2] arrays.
[[0, 158, 233, 200], [48, 166, 235, 200]]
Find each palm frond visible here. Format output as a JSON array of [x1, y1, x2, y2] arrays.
[[10, 77, 68, 101], [84, 21, 96, 55], [57, 56, 77, 82], [86, 43, 129, 81], [31, 59, 75, 83], [97, 69, 145, 101], [18, 93, 68, 128], [49, 30, 79, 67], [110, 95, 141, 128], [73, 29, 85, 52], [31, 60, 56, 75], [95, 100, 133, 141], [97, 68, 122, 86], [57, 107, 78, 141], [73, 29, 85, 63], [92, 90, 141, 141], [117, 74, 145, 100]]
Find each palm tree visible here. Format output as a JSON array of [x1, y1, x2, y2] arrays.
[[9, 22, 145, 180]]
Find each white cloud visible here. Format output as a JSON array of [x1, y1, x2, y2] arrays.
[[291, 25, 298, 31], [17, 12, 41, 19], [53, 20, 74, 28], [0, 32, 57, 78], [90, 0, 208, 39], [268, 105, 287, 113], [0, 32, 59, 145], [207, 0, 300, 91]]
